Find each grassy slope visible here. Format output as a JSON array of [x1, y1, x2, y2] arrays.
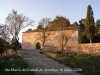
[[41, 51, 100, 75], [0, 54, 36, 75], [55, 53, 100, 75]]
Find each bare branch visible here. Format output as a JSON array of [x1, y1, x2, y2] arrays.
[[6, 9, 34, 42], [35, 18, 51, 47]]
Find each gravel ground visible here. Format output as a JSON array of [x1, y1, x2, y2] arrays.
[[17, 49, 82, 75]]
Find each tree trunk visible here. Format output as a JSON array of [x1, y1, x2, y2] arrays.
[[90, 37, 92, 43], [0, 53, 1, 57]]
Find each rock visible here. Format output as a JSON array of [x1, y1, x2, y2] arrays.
[[2, 60, 4, 62], [2, 49, 16, 57], [10, 58, 14, 61]]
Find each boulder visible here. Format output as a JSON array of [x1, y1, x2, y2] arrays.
[[2, 49, 16, 57]]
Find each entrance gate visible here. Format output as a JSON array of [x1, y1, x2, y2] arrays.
[[36, 42, 41, 49]]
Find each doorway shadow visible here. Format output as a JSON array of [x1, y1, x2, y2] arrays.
[[36, 42, 41, 49]]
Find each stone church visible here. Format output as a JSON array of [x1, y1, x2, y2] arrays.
[[22, 26, 81, 50]]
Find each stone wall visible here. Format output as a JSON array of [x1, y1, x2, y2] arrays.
[[41, 43, 100, 55], [64, 43, 100, 55], [22, 29, 79, 49], [22, 29, 100, 55]]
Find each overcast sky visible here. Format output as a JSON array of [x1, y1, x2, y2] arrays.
[[0, 0, 100, 42]]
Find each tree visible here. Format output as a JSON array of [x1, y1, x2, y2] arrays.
[[0, 38, 5, 56], [37, 24, 43, 29], [95, 19, 100, 35], [35, 17, 51, 49], [50, 16, 70, 28], [10, 38, 21, 50], [6, 9, 34, 50], [0, 24, 10, 42], [48, 16, 71, 52], [26, 28, 32, 31], [79, 20, 85, 32], [0, 24, 10, 56], [85, 5, 95, 43], [56, 29, 74, 52], [73, 21, 78, 26]]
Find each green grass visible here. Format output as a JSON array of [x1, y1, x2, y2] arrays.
[[0, 54, 36, 75], [55, 53, 100, 75]]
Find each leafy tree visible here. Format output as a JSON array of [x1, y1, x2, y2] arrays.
[[73, 21, 78, 26], [79, 20, 85, 43], [95, 19, 100, 35], [79, 20, 85, 32], [47, 16, 70, 52], [26, 28, 32, 31], [50, 16, 71, 52], [37, 24, 43, 29], [85, 5, 95, 43], [51, 16, 70, 28]]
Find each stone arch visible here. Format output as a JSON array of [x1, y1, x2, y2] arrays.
[[34, 40, 42, 49], [36, 42, 41, 49]]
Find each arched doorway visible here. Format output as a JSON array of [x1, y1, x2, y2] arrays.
[[36, 42, 41, 49]]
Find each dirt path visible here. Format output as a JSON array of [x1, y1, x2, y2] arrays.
[[17, 49, 82, 75]]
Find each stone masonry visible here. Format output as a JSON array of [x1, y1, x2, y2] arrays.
[[22, 28, 79, 50]]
